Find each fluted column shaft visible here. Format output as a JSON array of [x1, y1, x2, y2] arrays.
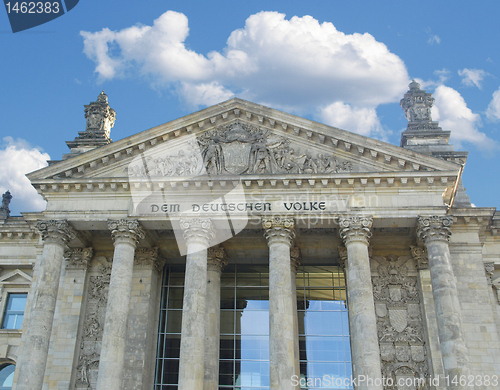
[[178, 218, 215, 390], [96, 220, 145, 390], [263, 217, 298, 390], [417, 216, 470, 388], [15, 220, 76, 390], [204, 246, 227, 390], [339, 216, 382, 390], [290, 248, 301, 388]]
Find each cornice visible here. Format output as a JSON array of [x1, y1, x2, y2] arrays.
[[29, 170, 459, 196], [27, 99, 460, 182]]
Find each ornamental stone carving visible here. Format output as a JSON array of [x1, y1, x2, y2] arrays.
[[127, 121, 354, 177], [75, 257, 112, 389], [0, 191, 12, 220], [65, 248, 93, 270], [207, 245, 228, 271], [372, 255, 429, 388], [36, 220, 76, 247], [338, 215, 373, 245], [262, 217, 295, 247], [400, 81, 434, 123], [108, 219, 145, 246], [417, 216, 453, 244], [410, 246, 428, 270], [179, 218, 215, 247], [484, 262, 495, 285]]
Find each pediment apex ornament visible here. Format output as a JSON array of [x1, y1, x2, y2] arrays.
[[36, 220, 76, 247], [108, 219, 145, 246], [338, 215, 373, 245], [417, 215, 453, 244]]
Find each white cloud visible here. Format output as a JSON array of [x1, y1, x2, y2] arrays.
[[486, 87, 500, 121], [432, 85, 497, 150], [458, 68, 487, 89], [319, 103, 386, 139], [81, 11, 410, 137], [427, 35, 441, 45], [0, 137, 49, 215]]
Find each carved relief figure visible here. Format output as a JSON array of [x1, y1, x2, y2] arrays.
[[201, 138, 224, 174]]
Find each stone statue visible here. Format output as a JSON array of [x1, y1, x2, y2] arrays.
[[0, 191, 12, 220]]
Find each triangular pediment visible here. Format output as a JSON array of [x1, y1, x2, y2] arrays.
[[28, 98, 461, 185], [0, 269, 32, 285]]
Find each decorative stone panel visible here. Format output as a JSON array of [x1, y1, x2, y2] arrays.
[[371, 255, 429, 389], [75, 257, 112, 389]]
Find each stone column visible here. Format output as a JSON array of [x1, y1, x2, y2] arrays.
[[262, 217, 298, 390], [178, 218, 215, 390], [96, 220, 145, 390], [338, 216, 382, 390], [15, 220, 76, 390], [417, 216, 471, 386], [290, 247, 301, 387], [204, 245, 228, 390]]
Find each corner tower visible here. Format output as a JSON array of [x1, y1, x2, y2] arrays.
[[400, 81, 471, 207], [64, 91, 116, 158]]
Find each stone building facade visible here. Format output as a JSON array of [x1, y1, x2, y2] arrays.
[[0, 84, 500, 389]]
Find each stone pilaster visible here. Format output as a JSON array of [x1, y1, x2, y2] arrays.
[[338, 215, 383, 390], [15, 220, 76, 390], [262, 217, 298, 390], [417, 216, 471, 387], [96, 220, 144, 390], [204, 245, 227, 390], [45, 247, 93, 387], [123, 248, 164, 390], [178, 218, 215, 390]]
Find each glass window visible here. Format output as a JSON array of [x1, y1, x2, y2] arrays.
[[0, 364, 15, 390], [1, 293, 27, 330], [154, 264, 352, 389]]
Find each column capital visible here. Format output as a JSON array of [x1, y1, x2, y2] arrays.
[[262, 216, 295, 247], [180, 218, 215, 248], [417, 215, 453, 244], [338, 246, 348, 270], [64, 247, 93, 270], [108, 219, 145, 247], [207, 245, 228, 272], [135, 247, 165, 273], [36, 219, 76, 247], [290, 247, 301, 273], [338, 215, 373, 246]]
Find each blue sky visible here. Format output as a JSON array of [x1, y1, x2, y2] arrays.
[[1, 0, 499, 215]]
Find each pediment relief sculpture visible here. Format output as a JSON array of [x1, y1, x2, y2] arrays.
[[127, 121, 354, 178]]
